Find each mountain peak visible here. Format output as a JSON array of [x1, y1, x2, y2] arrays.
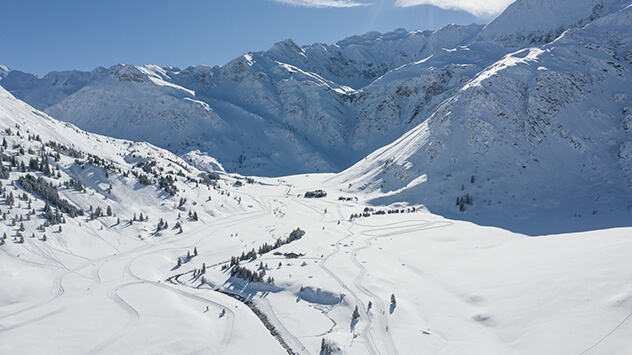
[[110, 64, 149, 83], [0, 65, 10, 79], [477, 0, 630, 47]]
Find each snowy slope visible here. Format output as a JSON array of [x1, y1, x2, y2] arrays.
[[0, 25, 484, 176], [0, 65, 10, 80], [477, 0, 631, 47], [0, 0, 629, 223], [0, 67, 109, 111], [2, 89, 632, 355], [0, 86, 290, 354], [333, 2, 632, 233], [267, 24, 483, 89], [6, 0, 627, 179]]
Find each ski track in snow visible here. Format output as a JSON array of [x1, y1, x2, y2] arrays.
[[295, 195, 457, 355], [0, 198, 273, 352], [85, 282, 142, 355]]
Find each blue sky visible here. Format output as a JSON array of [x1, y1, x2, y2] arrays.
[[0, 0, 513, 76]]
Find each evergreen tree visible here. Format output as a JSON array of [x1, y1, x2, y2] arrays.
[[320, 338, 334, 355], [352, 305, 360, 320]]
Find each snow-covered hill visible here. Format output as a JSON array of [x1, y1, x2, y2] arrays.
[[4, 1, 629, 181], [2, 87, 632, 354], [476, 0, 631, 47], [0, 25, 485, 176], [333, 1, 632, 233], [0, 0, 630, 231]]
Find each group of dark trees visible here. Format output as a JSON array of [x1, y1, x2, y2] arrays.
[[304, 190, 327, 198], [63, 177, 85, 192], [224, 228, 305, 284], [18, 174, 83, 220], [229, 265, 274, 283], [456, 193, 473, 212], [350, 206, 417, 220], [256, 228, 305, 255], [338, 196, 357, 202], [176, 247, 198, 267], [320, 338, 335, 355], [45, 141, 83, 159]]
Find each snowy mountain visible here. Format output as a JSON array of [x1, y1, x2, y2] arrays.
[[333, 1, 632, 233], [2, 0, 632, 353], [1, 0, 631, 230], [0, 25, 485, 176], [476, 0, 631, 47], [0, 65, 10, 80], [2, 86, 632, 355]]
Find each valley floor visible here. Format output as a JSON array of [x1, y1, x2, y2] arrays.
[[2, 174, 632, 355]]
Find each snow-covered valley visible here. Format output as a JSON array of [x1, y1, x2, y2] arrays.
[[2, 161, 632, 354], [0, 83, 630, 354], [2, 0, 632, 353]]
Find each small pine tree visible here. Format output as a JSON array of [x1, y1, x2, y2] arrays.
[[320, 338, 334, 355], [194, 247, 198, 256], [352, 305, 360, 320], [390, 294, 396, 306]]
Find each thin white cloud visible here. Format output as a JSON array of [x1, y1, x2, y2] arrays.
[[272, 0, 370, 7], [394, 0, 515, 17]]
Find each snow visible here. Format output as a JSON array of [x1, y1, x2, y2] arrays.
[[476, 0, 631, 47], [1, 0, 632, 353], [0, 24, 485, 176], [0, 84, 631, 354], [332, 2, 632, 233]]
